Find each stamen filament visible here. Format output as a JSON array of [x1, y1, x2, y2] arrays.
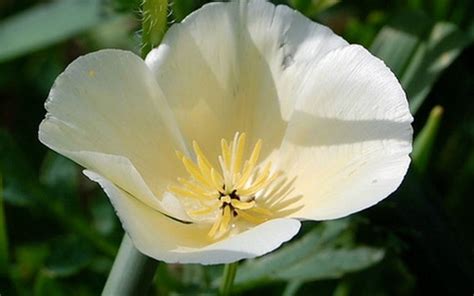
[[237, 210, 267, 224], [232, 199, 255, 210], [169, 185, 212, 201], [221, 139, 231, 169], [192, 141, 213, 169], [190, 206, 216, 216], [238, 162, 273, 196], [182, 156, 214, 188], [177, 178, 216, 198], [219, 206, 232, 233], [208, 214, 222, 238], [247, 206, 273, 216], [210, 168, 224, 191], [172, 132, 279, 240]]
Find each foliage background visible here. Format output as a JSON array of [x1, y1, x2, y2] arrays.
[[0, 0, 473, 295]]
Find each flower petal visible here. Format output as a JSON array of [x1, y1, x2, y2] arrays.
[[145, 0, 348, 161], [39, 49, 188, 211], [277, 45, 413, 220], [84, 170, 300, 264]]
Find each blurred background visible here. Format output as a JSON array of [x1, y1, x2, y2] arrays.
[[0, 0, 473, 295]]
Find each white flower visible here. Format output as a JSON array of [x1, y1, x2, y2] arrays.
[[39, 0, 413, 264]]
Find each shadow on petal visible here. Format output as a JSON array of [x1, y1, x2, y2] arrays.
[[285, 111, 412, 147]]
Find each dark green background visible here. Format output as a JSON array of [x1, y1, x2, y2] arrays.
[[0, 0, 473, 295]]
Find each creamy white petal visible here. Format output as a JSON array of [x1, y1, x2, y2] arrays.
[[39, 49, 188, 209], [145, 0, 348, 162], [84, 170, 300, 264], [277, 45, 413, 220]]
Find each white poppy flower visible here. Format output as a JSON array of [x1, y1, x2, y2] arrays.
[[38, 0, 413, 264]]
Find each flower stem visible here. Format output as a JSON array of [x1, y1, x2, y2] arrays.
[[102, 0, 169, 293], [219, 262, 239, 296], [102, 235, 158, 296], [141, 0, 168, 57]]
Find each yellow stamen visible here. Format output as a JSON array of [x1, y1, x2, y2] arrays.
[[192, 141, 213, 169], [219, 206, 232, 233], [234, 139, 262, 189], [171, 132, 280, 239], [190, 206, 216, 216], [238, 210, 267, 224], [237, 162, 273, 196], [230, 132, 246, 175], [220, 139, 231, 169], [208, 214, 222, 238], [210, 168, 224, 190], [231, 199, 255, 210], [182, 156, 214, 188], [177, 178, 216, 198], [168, 185, 211, 201], [248, 206, 273, 216]]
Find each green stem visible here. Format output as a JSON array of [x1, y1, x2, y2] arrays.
[[102, 0, 169, 294], [102, 235, 158, 296], [141, 0, 168, 57], [219, 262, 239, 296]]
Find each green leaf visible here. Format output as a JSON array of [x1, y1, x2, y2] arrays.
[[401, 22, 471, 113], [282, 280, 304, 296], [0, 130, 36, 206], [1, 131, 116, 257], [370, 11, 432, 77], [229, 219, 383, 291], [34, 270, 65, 296], [1, 131, 117, 257], [1, 179, 35, 207], [91, 193, 118, 236], [40, 152, 79, 199], [0, 0, 110, 63], [274, 247, 384, 281], [370, 12, 472, 113], [412, 105, 444, 174], [13, 243, 49, 281], [231, 220, 350, 290], [44, 236, 94, 277], [0, 175, 9, 275], [385, 170, 474, 293]]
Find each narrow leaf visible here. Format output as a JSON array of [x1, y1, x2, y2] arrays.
[[44, 236, 94, 277], [370, 11, 432, 77], [274, 247, 384, 281], [412, 105, 444, 174], [0, 175, 9, 275], [33, 270, 64, 296], [230, 219, 383, 291], [231, 220, 349, 289], [402, 22, 471, 113], [370, 12, 472, 114], [0, 130, 36, 206], [40, 152, 79, 200], [282, 280, 304, 296], [0, 0, 109, 62], [0, 130, 116, 256]]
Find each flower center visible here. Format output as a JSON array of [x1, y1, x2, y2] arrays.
[[169, 132, 277, 239]]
